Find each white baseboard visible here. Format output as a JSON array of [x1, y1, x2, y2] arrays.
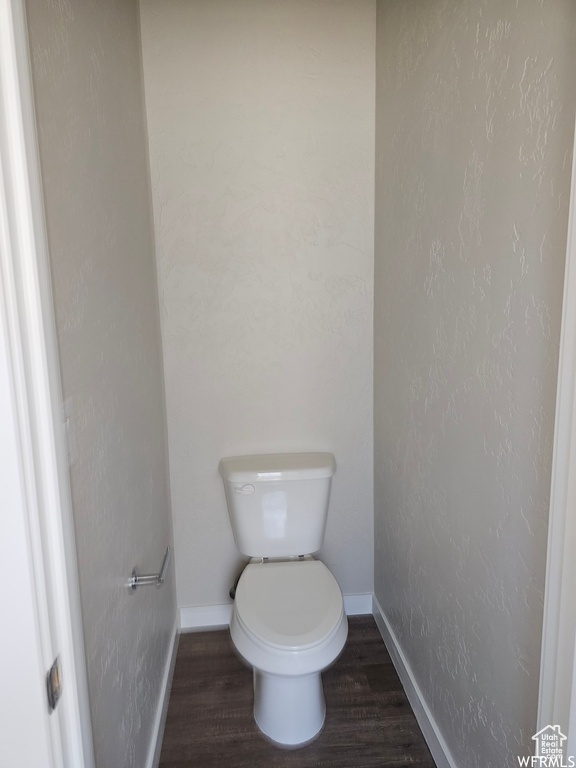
[[180, 592, 374, 633], [343, 593, 373, 615], [180, 603, 233, 632], [372, 595, 458, 768], [145, 620, 180, 768]]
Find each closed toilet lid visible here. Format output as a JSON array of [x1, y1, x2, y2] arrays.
[[234, 560, 344, 651]]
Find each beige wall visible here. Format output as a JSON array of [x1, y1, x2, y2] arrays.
[[26, 1, 176, 766], [140, 0, 375, 609], [25, 0, 574, 762], [374, 1, 576, 765]]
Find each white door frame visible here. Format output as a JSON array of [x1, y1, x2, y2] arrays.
[[0, 185, 59, 768], [0, 0, 94, 766], [538, 111, 576, 751]]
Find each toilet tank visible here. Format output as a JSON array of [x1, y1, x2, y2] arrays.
[[218, 453, 336, 558]]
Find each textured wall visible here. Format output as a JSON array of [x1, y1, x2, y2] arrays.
[[25, 1, 176, 766], [140, 0, 375, 608], [374, 1, 576, 765]]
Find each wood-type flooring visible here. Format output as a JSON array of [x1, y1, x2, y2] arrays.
[[159, 615, 437, 768]]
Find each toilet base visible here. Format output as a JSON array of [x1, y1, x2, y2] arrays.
[[253, 669, 326, 746]]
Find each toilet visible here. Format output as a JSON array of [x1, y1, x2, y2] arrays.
[[218, 452, 348, 747]]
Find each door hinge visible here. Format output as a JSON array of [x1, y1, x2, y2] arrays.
[[46, 656, 62, 713]]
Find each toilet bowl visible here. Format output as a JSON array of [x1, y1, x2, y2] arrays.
[[230, 558, 348, 745], [219, 452, 347, 746]]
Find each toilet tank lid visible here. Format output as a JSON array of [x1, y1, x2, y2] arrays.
[[219, 452, 336, 483]]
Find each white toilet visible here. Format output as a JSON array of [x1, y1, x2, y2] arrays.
[[218, 452, 348, 747]]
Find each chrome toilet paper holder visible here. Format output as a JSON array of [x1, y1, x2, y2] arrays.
[[129, 546, 171, 591]]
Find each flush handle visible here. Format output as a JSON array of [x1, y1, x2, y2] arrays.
[[234, 483, 255, 495]]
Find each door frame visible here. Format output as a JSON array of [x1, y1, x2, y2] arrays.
[[0, 0, 94, 765], [538, 110, 576, 751]]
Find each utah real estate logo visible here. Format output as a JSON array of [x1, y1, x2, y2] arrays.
[[518, 725, 574, 767]]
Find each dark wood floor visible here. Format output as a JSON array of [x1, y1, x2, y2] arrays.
[[159, 616, 437, 767]]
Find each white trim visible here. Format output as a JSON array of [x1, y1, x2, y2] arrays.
[[145, 622, 179, 768], [0, 1, 94, 765], [180, 604, 233, 632], [0, 198, 56, 767], [538, 111, 576, 739], [343, 593, 373, 615], [180, 592, 375, 633], [372, 595, 458, 768]]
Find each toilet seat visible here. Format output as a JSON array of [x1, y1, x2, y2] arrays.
[[230, 558, 348, 678], [234, 559, 344, 651]]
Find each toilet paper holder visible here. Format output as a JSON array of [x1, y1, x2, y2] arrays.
[[129, 546, 171, 591]]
